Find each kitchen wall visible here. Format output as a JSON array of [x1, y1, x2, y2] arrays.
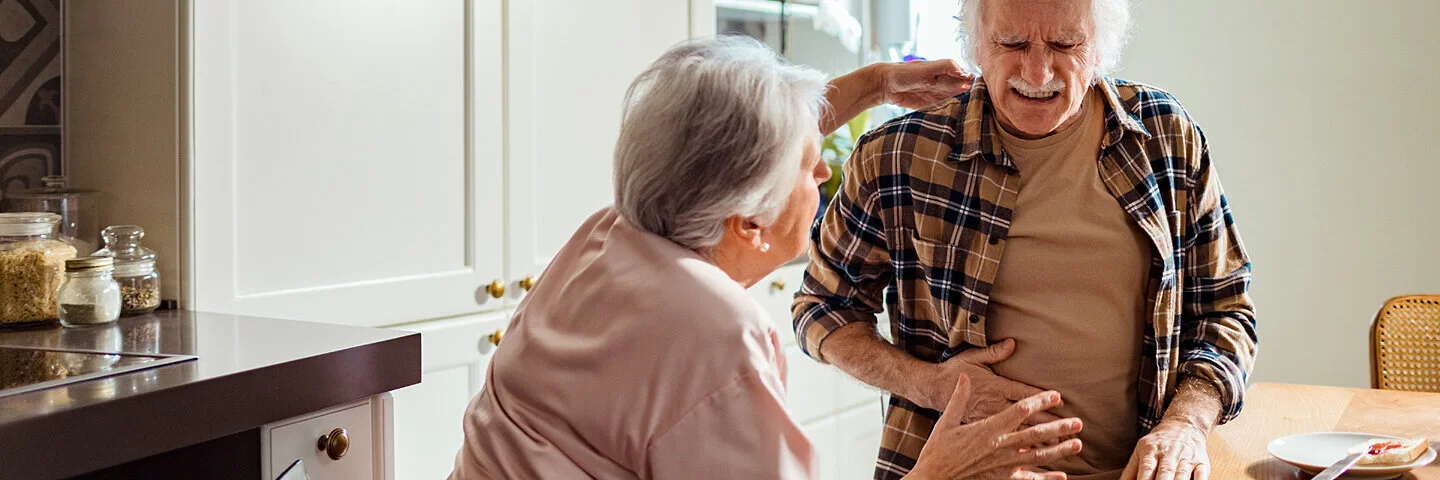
[[63, 0, 185, 302], [1120, 0, 1440, 388], [0, 0, 63, 197]]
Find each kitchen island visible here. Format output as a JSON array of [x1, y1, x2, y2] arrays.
[[0, 310, 420, 479]]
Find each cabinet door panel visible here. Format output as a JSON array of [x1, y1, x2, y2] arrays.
[[786, 345, 839, 423], [835, 376, 882, 411], [803, 418, 839, 480], [835, 405, 884, 479], [191, 0, 506, 325], [392, 367, 473, 480], [504, 0, 690, 280], [390, 312, 508, 479]]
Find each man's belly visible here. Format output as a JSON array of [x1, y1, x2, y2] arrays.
[[986, 300, 1144, 476]]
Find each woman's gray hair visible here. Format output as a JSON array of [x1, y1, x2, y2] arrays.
[[956, 0, 1132, 75], [613, 36, 828, 252]]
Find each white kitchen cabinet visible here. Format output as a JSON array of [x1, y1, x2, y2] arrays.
[[751, 262, 809, 345], [75, 0, 697, 327], [786, 344, 840, 424], [503, 0, 690, 280], [263, 395, 394, 480], [802, 417, 840, 480], [189, 0, 509, 327], [390, 311, 509, 480], [834, 404, 884, 479]]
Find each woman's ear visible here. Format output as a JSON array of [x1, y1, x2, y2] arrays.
[[723, 215, 767, 252]]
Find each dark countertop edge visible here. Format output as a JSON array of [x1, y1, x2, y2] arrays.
[[4, 331, 420, 480]]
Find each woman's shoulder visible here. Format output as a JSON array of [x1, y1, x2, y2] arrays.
[[659, 257, 771, 332]]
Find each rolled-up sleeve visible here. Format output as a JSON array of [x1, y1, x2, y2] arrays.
[[792, 138, 894, 363], [1178, 127, 1259, 425]]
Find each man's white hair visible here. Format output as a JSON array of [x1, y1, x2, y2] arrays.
[[956, 0, 1132, 75], [613, 36, 828, 253]]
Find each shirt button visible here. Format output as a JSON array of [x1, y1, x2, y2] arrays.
[[968, 314, 980, 323], [988, 237, 1000, 245]]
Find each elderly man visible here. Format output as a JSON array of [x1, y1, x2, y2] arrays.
[[793, 0, 1258, 479]]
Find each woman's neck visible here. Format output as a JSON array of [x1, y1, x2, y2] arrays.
[[705, 242, 767, 289]]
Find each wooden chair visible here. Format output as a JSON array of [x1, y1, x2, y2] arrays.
[[1370, 294, 1440, 391]]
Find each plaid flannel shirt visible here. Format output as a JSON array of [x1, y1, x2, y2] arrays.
[[792, 76, 1258, 479]]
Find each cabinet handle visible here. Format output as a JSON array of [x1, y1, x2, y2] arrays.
[[317, 427, 350, 461], [770, 279, 786, 291], [518, 275, 537, 291], [488, 329, 505, 346], [484, 280, 506, 299]]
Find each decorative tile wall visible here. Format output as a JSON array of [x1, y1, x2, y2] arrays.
[[0, 0, 62, 200]]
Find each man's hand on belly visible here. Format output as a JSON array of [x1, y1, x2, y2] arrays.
[[915, 339, 1062, 425]]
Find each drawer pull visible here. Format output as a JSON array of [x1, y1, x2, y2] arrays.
[[488, 329, 505, 346], [518, 275, 537, 291], [484, 280, 506, 299], [317, 427, 350, 460], [770, 279, 786, 291]]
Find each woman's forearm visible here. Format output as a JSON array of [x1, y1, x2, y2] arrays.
[[820, 63, 885, 134]]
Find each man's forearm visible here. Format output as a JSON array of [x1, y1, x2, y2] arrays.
[[819, 322, 931, 401], [1160, 377, 1225, 433], [820, 64, 884, 134]]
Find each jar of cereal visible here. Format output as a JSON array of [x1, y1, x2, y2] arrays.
[[0, 213, 78, 326]]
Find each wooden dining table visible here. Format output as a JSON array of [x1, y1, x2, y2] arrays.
[[1209, 383, 1440, 479]]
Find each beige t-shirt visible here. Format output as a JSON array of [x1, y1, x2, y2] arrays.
[[986, 88, 1151, 479]]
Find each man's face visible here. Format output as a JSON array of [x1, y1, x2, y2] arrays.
[[976, 0, 1099, 138]]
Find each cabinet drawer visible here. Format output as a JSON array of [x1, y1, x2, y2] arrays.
[[265, 401, 375, 480]]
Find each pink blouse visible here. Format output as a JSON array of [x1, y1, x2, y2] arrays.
[[450, 208, 817, 479]]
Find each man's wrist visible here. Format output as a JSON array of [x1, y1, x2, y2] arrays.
[[892, 354, 935, 403], [1159, 378, 1224, 434]]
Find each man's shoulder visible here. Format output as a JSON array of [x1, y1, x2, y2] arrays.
[[857, 94, 969, 149], [847, 93, 973, 179], [1108, 78, 1201, 129]]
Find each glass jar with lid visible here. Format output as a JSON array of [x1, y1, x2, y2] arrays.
[[57, 256, 121, 327], [0, 213, 78, 327], [93, 225, 161, 315], [3, 176, 100, 255]]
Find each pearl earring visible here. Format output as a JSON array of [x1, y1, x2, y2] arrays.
[[760, 243, 771, 253]]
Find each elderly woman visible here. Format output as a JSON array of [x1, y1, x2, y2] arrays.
[[448, 37, 1084, 480]]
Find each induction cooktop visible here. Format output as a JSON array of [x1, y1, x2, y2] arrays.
[[0, 346, 195, 398]]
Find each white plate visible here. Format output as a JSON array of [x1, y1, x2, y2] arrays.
[[1267, 432, 1437, 478]]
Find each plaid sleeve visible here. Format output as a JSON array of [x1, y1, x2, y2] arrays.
[[1177, 125, 1259, 425], [791, 137, 894, 364]]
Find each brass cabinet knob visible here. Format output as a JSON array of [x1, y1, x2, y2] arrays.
[[518, 275, 537, 291], [484, 280, 506, 299], [317, 427, 350, 460], [770, 279, 786, 291], [488, 329, 505, 346]]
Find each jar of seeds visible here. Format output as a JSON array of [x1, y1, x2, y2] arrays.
[[0, 213, 78, 326], [57, 256, 121, 327], [93, 225, 160, 315]]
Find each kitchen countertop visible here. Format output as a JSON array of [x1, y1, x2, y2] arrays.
[[0, 310, 420, 479]]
